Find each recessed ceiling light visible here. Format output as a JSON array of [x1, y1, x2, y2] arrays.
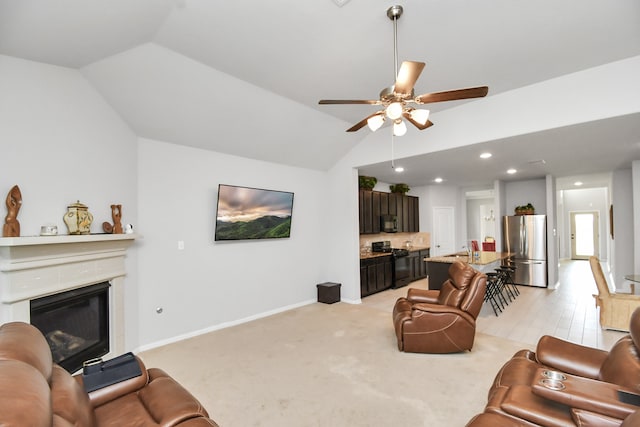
[[507, 168, 517, 174], [480, 152, 492, 159], [574, 181, 583, 186], [434, 177, 443, 183], [394, 166, 404, 173]]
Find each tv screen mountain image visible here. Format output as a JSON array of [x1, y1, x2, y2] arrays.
[[214, 184, 294, 241]]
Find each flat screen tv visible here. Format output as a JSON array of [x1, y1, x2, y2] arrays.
[[214, 184, 294, 241]]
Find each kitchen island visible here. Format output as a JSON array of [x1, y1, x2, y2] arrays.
[[424, 251, 513, 290]]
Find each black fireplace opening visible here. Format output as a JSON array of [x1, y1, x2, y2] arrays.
[[30, 281, 110, 373]]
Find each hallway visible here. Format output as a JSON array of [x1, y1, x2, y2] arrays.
[[476, 259, 626, 350]]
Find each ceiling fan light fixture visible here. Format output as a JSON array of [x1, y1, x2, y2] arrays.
[[393, 119, 407, 136], [367, 114, 385, 132], [385, 102, 404, 120], [409, 108, 430, 126]]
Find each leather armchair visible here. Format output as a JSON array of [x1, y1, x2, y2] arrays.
[[0, 321, 219, 426], [392, 261, 487, 353]]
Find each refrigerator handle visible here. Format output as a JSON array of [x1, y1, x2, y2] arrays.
[[519, 219, 525, 255]]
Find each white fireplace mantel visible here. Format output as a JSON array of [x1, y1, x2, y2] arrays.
[[0, 233, 137, 359]]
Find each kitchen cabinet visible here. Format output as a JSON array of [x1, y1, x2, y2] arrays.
[[360, 255, 393, 297], [359, 189, 419, 234], [408, 249, 430, 282], [419, 249, 430, 278]]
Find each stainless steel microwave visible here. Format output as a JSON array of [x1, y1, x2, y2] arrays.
[[380, 215, 398, 233]]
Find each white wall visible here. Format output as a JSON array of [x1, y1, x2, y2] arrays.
[[504, 179, 547, 215], [0, 55, 141, 347], [136, 138, 330, 346], [545, 175, 559, 288], [633, 161, 640, 274], [612, 169, 633, 286], [411, 184, 465, 252]]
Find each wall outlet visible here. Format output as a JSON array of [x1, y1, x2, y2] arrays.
[[177, 241, 184, 250]]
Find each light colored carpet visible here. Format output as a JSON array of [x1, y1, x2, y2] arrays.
[[140, 301, 533, 426]]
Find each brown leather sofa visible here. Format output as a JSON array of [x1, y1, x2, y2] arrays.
[[0, 321, 219, 426], [392, 261, 487, 353], [466, 307, 640, 426]]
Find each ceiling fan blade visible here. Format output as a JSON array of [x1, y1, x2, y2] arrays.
[[319, 99, 381, 105], [402, 111, 434, 130], [394, 61, 425, 96], [346, 111, 384, 132], [415, 86, 489, 104]]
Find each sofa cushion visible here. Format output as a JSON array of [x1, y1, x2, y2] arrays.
[[51, 364, 96, 427], [499, 385, 573, 427], [0, 321, 53, 381], [94, 368, 209, 426], [571, 408, 627, 427], [599, 335, 640, 390], [0, 359, 52, 426], [437, 281, 465, 307], [536, 335, 607, 379]]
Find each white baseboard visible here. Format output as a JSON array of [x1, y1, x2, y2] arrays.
[[135, 298, 317, 353]]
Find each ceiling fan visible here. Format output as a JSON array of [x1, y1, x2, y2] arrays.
[[319, 5, 489, 136]]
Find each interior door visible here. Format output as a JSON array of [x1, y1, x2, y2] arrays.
[[570, 211, 599, 260], [432, 207, 455, 256]]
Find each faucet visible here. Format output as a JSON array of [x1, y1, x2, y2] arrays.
[[464, 245, 472, 258]]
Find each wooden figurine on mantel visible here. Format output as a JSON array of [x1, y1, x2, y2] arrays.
[[3, 185, 22, 237], [102, 204, 123, 234]]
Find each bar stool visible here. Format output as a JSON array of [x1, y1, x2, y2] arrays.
[[485, 272, 504, 316], [498, 265, 520, 297], [495, 267, 516, 302]]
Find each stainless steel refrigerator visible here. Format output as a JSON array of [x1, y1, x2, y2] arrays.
[[503, 215, 548, 287]]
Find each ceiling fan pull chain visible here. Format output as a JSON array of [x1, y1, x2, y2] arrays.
[[391, 129, 395, 168]]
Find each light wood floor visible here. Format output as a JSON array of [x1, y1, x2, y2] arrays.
[[362, 259, 626, 350]]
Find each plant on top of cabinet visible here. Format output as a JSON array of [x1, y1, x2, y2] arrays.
[[359, 176, 377, 190], [515, 203, 535, 215], [390, 183, 410, 194]]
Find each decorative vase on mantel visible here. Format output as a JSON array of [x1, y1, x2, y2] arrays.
[[63, 201, 93, 235]]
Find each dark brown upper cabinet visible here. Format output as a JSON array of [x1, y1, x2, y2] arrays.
[[359, 189, 419, 234]]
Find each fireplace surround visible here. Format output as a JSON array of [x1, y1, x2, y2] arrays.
[[0, 234, 136, 367]]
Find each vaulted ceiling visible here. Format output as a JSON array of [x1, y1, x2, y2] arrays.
[[1, 0, 639, 186]]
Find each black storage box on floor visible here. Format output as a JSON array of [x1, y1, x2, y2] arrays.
[[317, 282, 341, 304]]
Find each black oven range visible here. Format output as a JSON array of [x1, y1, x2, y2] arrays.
[[371, 241, 411, 288]]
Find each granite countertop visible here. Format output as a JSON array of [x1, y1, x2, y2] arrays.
[[407, 245, 430, 252], [360, 252, 392, 260], [425, 251, 512, 266], [360, 245, 430, 260]]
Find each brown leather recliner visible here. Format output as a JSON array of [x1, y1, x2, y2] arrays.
[[466, 408, 640, 427], [0, 321, 219, 426], [392, 261, 487, 353], [472, 307, 640, 426]]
